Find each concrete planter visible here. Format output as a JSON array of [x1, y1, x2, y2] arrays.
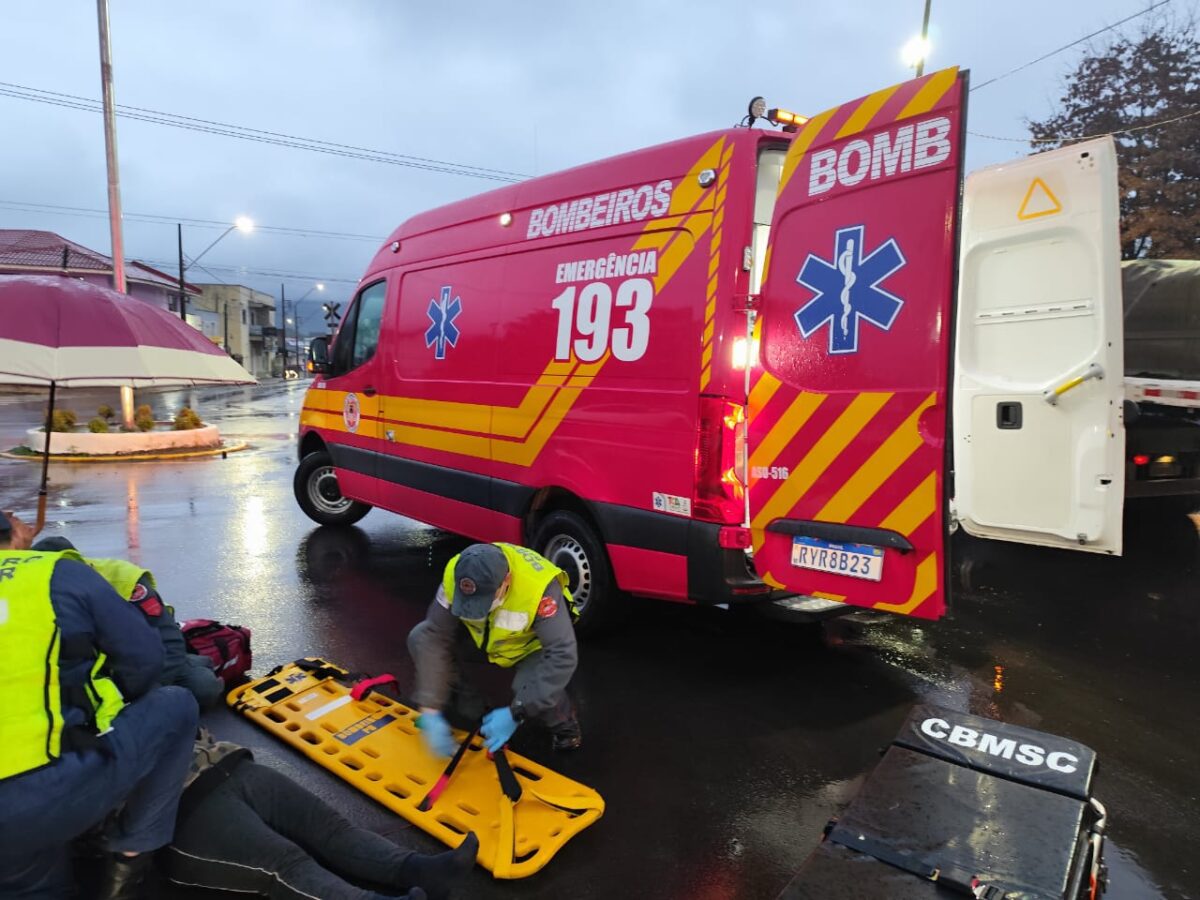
[[24, 423, 222, 456]]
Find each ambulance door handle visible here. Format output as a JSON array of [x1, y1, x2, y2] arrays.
[[362, 385, 378, 397]]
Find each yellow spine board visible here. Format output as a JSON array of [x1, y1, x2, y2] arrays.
[[228, 659, 605, 879]]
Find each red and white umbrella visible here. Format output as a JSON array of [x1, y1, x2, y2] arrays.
[[0, 274, 253, 386], [0, 274, 256, 530]]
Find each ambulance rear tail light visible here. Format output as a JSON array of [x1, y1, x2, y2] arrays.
[[1133, 454, 1150, 466], [694, 398, 745, 524]]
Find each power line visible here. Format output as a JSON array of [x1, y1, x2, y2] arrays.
[[971, 0, 1174, 91], [140, 258, 360, 286], [0, 81, 530, 183], [0, 198, 385, 242], [970, 105, 1200, 142]]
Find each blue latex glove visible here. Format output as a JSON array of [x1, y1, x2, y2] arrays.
[[481, 706, 519, 753], [416, 711, 457, 758]]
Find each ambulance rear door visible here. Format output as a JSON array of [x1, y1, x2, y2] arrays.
[[953, 137, 1125, 554], [748, 68, 968, 619]]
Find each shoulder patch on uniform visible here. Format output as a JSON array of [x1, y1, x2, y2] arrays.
[[130, 583, 148, 602], [536, 596, 558, 619]]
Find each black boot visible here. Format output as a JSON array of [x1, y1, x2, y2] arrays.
[[397, 831, 477, 900], [551, 715, 582, 751], [94, 853, 152, 900]]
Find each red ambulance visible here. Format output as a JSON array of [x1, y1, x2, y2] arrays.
[[297, 68, 970, 632]]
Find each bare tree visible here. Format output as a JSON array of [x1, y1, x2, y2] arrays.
[[1028, 12, 1200, 259]]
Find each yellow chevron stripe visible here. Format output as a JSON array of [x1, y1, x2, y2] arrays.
[[897, 66, 959, 119], [879, 470, 937, 536], [815, 393, 936, 523], [747, 391, 825, 472], [748, 371, 782, 417], [751, 392, 892, 529], [872, 552, 937, 614], [777, 108, 838, 197], [699, 364, 712, 389], [702, 321, 714, 344], [835, 84, 901, 138]]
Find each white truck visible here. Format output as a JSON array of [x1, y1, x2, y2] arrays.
[[952, 136, 1200, 558]]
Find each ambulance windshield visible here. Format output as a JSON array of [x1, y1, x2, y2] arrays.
[[751, 148, 786, 293]]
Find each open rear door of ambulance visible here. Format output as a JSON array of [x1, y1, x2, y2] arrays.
[[953, 137, 1125, 555], [748, 68, 967, 620]]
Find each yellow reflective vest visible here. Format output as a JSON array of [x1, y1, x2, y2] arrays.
[[442, 543, 575, 668], [0, 551, 126, 780], [87, 557, 155, 602]]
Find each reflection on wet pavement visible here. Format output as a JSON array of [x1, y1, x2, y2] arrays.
[[1, 382, 1194, 898]]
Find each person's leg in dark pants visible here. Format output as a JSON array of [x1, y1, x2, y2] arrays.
[[103, 686, 200, 853], [169, 762, 473, 900], [0, 685, 198, 898], [512, 652, 581, 750]]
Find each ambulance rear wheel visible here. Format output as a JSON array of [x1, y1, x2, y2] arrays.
[[294, 450, 371, 527], [532, 510, 621, 636]]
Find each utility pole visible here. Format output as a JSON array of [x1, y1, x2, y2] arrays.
[[177, 223, 187, 320], [916, 0, 932, 78], [96, 0, 135, 429], [280, 282, 288, 372]]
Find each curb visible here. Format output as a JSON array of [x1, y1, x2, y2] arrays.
[[0, 441, 250, 463]]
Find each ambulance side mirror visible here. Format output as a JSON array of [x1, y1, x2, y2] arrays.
[[307, 336, 331, 375]]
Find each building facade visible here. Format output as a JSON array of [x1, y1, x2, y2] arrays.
[[191, 284, 279, 378]]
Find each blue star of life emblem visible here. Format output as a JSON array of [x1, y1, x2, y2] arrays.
[[424, 286, 461, 360], [794, 225, 906, 355]]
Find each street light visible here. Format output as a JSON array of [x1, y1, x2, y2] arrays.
[[177, 216, 254, 321], [904, 0, 933, 77], [280, 282, 323, 373]]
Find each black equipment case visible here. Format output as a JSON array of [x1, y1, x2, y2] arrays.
[[778, 705, 1108, 899]]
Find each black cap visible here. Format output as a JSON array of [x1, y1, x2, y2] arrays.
[[450, 544, 509, 620], [32, 536, 76, 552]]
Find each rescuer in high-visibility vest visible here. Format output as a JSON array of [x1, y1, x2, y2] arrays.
[[0, 511, 199, 900], [408, 542, 582, 756], [33, 536, 224, 708]]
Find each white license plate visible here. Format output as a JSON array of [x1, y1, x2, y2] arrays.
[[791, 537, 884, 582]]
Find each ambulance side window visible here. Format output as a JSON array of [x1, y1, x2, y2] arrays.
[[330, 281, 386, 375], [351, 282, 386, 369]]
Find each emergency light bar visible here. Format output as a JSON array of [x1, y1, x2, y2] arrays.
[[767, 107, 809, 131]]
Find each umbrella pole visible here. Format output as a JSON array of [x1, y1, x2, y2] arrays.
[[35, 381, 55, 535]]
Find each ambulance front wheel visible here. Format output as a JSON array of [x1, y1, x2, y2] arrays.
[[294, 450, 372, 527], [531, 510, 622, 635]]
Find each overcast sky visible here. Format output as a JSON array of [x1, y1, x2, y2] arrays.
[[0, 1, 1189, 331]]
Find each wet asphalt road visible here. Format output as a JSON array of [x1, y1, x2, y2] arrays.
[[1, 382, 1197, 900]]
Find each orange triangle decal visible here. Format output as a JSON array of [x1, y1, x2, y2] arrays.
[[1017, 177, 1063, 220]]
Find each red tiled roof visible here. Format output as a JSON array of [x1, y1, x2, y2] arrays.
[[0, 229, 201, 294], [0, 229, 109, 270]]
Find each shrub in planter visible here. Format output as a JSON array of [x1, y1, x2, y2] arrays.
[[173, 407, 203, 431], [88, 417, 110, 434], [50, 409, 77, 432], [97, 404, 115, 420], [133, 404, 155, 432]]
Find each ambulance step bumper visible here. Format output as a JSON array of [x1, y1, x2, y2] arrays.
[[756, 595, 849, 624]]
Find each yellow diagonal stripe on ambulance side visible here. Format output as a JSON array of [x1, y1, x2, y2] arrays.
[[750, 392, 892, 529], [835, 84, 901, 138], [777, 108, 838, 197], [872, 552, 938, 615], [878, 470, 937, 536], [747, 392, 825, 473], [897, 66, 958, 118], [748, 371, 782, 417], [815, 392, 936, 523]]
